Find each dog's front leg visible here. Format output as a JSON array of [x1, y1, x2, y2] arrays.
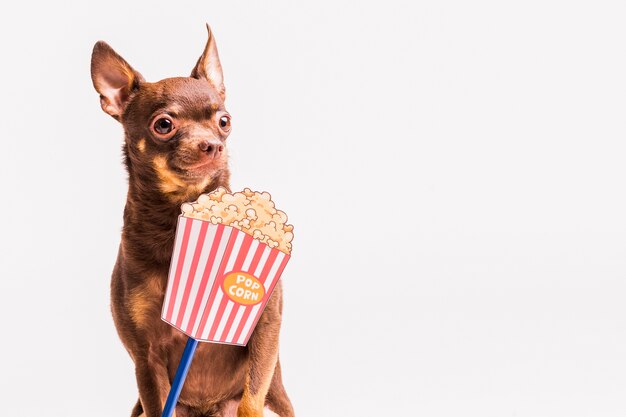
[[237, 288, 289, 417], [134, 346, 173, 417]]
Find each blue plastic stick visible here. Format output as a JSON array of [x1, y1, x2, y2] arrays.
[[161, 337, 199, 417]]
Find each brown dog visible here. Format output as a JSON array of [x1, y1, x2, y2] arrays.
[[90, 26, 294, 417]]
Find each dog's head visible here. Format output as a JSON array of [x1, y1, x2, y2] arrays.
[[91, 25, 231, 202]]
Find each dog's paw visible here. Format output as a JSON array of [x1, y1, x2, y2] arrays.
[[221, 400, 279, 417], [236, 408, 279, 417]]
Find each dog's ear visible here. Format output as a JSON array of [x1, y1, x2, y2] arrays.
[[191, 24, 225, 98], [91, 41, 144, 120]]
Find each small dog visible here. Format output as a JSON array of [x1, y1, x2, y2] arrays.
[[90, 26, 294, 417]]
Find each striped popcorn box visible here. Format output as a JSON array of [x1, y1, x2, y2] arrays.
[[161, 216, 290, 346]]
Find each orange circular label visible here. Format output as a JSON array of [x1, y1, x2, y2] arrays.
[[222, 271, 265, 305]]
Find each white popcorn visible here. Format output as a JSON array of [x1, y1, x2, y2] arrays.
[[180, 187, 294, 254], [181, 203, 194, 214], [197, 194, 211, 206], [245, 208, 257, 219]]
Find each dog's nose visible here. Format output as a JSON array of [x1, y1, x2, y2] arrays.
[[198, 140, 224, 159]]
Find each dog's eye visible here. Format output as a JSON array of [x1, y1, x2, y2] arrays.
[[154, 118, 173, 134], [219, 115, 231, 133], [151, 115, 177, 140]]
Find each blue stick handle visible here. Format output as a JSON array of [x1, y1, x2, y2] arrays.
[[161, 337, 199, 417]]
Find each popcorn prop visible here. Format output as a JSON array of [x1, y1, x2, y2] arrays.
[[160, 188, 294, 417]]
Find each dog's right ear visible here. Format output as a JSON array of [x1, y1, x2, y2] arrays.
[[91, 41, 144, 120], [191, 24, 225, 98]]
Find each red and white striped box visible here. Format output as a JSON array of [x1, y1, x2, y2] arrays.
[[161, 216, 290, 346]]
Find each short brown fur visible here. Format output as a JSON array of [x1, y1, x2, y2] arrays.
[[91, 26, 294, 417]]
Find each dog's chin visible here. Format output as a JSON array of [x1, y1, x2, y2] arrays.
[[153, 154, 227, 202], [179, 159, 225, 182]]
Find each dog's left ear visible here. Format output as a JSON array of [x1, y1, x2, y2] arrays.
[[191, 24, 225, 98]]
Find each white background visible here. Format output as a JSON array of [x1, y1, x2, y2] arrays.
[[0, 1, 625, 416]]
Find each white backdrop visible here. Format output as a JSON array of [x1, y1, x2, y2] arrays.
[[0, 1, 625, 416]]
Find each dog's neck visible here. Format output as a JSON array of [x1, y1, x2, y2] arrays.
[[121, 153, 230, 269]]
